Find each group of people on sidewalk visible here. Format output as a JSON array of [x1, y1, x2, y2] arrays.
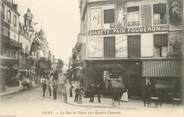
[[41, 70, 67, 102], [69, 80, 128, 105]]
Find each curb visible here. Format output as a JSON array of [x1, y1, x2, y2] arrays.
[[0, 85, 40, 97], [0, 88, 23, 97], [66, 99, 144, 110]]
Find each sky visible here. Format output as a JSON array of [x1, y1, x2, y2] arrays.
[[15, 0, 80, 65]]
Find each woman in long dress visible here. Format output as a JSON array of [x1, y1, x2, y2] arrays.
[[121, 89, 128, 102]]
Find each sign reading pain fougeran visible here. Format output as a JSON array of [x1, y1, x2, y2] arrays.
[[88, 26, 168, 35]]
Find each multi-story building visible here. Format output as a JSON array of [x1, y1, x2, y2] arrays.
[[77, 0, 183, 98], [18, 22, 34, 75], [1, 0, 21, 91]]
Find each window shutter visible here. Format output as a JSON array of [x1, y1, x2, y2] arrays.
[[141, 5, 152, 26], [104, 9, 115, 24], [154, 34, 168, 47], [128, 35, 141, 58], [104, 37, 115, 58]]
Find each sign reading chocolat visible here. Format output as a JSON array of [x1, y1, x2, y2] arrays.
[[88, 26, 168, 35]]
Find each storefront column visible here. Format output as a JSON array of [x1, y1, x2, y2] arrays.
[[0, 68, 6, 92]]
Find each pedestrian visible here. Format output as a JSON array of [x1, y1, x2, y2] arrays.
[[107, 80, 112, 94], [47, 72, 53, 96], [40, 76, 47, 97], [52, 80, 58, 100], [95, 83, 101, 103], [121, 89, 128, 102], [52, 71, 59, 100], [74, 87, 80, 102], [88, 83, 95, 103], [144, 78, 152, 107]]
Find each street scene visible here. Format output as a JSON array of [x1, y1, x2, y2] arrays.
[[0, 0, 184, 117]]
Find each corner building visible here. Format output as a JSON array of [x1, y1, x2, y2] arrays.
[[78, 0, 183, 99]]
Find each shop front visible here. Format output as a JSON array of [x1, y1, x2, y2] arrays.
[[84, 59, 143, 98], [142, 59, 183, 101], [1, 57, 19, 88]]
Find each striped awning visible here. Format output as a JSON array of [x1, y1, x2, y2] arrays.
[[142, 59, 182, 77]]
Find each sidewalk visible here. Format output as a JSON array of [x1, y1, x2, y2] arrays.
[[0, 82, 39, 97], [67, 96, 183, 109], [0, 86, 23, 97]]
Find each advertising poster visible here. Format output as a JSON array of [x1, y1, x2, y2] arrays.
[[116, 34, 127, 58], [90, 8, 102, 30], [88, 36, 103, 57]]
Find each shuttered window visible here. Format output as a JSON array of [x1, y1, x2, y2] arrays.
[[104, 9, 115, 24], [154, 34, 168, 57], [128, 35, 141, 58], [127, 6, 140, 26], [141, 5, 152, 26], [154, 34, 168, 47], [104, 37, 115, 58], [153, 3, 167, 24]]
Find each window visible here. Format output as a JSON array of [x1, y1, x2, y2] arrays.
[[13, 15, 17, 27], [154, 34, 168, 57], [153, 4, 167, 25], [128, 35, 141, 58], [104, 37, 115, 58], [127, 6, 140, 26], [7, 10, 11, 23], [104, 9, 115, 24], [2, 4, 5, 19]]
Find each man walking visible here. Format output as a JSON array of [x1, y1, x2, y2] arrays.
[[47, 72, 53, 96], [41, 75, 47, 97], [96, 83, 101, 103], [52, 70, 59, 100], [89, 83, 95, 103]]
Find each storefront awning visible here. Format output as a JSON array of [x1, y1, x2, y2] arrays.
[[142, 59, 182, 77]]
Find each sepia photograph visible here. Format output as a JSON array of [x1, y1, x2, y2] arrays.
[[0, 0, 184, 117]]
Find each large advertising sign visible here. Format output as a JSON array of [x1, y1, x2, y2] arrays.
[[141, 33, 153, 57], [90, 8, 102, 30], [88, 36, 103, 57], [88, 26, 169, 35], [115, 35, 127, 57]]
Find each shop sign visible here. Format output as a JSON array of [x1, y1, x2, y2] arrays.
[[95, 63, 122, 69], [88, 26, 168, 35]]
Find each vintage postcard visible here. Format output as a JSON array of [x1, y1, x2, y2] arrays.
[[0, 0, 184, 117]]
